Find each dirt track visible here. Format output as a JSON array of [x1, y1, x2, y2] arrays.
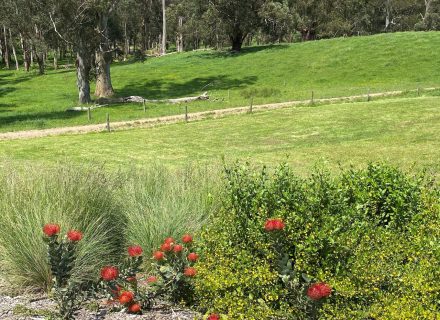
[[0, 88, 436, 141]]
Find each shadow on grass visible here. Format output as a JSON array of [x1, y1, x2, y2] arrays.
[[117, 74, 258, 99], [0, 110, 82, 128], [194, 44, 290, 60]]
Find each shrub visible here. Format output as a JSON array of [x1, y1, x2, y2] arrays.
[[0, 164, 126, 291], [149, 235, 199, 304], [99, 245, 154, 314], [44, 225, 85, 319], [195, 162, 440, 319]]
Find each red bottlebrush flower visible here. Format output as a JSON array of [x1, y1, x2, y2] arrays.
[[118, 291, 134, 304], [182, 234, 193, 243], [173, 244, 183, 253], [184, 267, 197, 277], [126, 276, 137, 283], [153, 251, 164, 261], [100, 266, 119, 281], [187, 252, 199, 262], [272, 218, 285, 230], [128, 303, 142, 313], [128, 245, 143, 257], [67, 230, 82, 242], [146, 276, 157, 283], [43, 223, 60, 237], [207, 314, 220, 320], [160, 242, 172, 252], [164, 237, 175, 245], [307, 282, 332, 300]]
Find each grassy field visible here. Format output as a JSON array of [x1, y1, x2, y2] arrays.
[[1, 32, 439, 132], [1, 95, 439, 173]]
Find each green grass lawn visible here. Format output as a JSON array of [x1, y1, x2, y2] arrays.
[[1, 95, 439, 173], [1, 32, 439, 132]]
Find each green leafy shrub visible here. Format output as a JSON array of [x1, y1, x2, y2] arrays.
[[195, 162, 440, 319]]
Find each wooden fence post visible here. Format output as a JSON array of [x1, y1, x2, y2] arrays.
[[250, 97, 253, 113], [143, 99, 146, 113], [106, 113, 110, 132], [185, 105, 188, 122]]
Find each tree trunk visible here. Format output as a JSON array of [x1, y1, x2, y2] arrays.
[[124, 22, 129, 60], [230, 27, 245, 52], [53, 48, 58, 70], [161, 0, 166, 55], [76, 42, 92, 104], [8, 29, 19, 71], [176, 16, 184, 53], [95, 51, 114, 97], [19, 33, 30, 72], [3, 25, 10, 69], [95, 13, 114, 98]]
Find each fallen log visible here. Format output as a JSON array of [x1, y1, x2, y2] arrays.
[[67, 92, 209, 111]]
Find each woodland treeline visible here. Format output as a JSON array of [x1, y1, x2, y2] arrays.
[[1, 0, 439, 104]]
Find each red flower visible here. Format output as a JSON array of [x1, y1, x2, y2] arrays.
[[146, 276, 157, 283], [264, 218, 285, 232], [128, 245, 143, 257], [128, 303, 141, 313], [207, 314, 220, 320], [272, 218, 285, 230], [184, 267, 197, 277], [307, 282, 332, 300], [164, 237, 175, 245], [100, 266, 119, 281], [126, 276, 137, 283], [187, 252, 199, 262], [173, 244, 183, 253], [118, 291, 134, 304], [153, 251, 164, 261], [67, 230, 82, 242], [182, 234, 193, 243], [264, 219, 275, 231], [160, 242, 172, 252], [43, 223, 60, 237]]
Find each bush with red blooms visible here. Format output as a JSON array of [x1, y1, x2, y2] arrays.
[[263, 218, 332, 318], [206, 313, 221, 320], [99, 245, 155, 314], [149, 234, 199, 304], [43, 223, 84, 319]]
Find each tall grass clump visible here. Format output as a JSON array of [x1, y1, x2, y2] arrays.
[[0, 163, 126, 291], [118, 164, 222, 256]]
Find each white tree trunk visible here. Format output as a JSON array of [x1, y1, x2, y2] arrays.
[[3, 25, 10, 69], [8, 29, 19, 71], [162, 0, 166, 55]]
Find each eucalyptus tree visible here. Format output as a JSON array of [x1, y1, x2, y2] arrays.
[[206, 0, 266, 51]]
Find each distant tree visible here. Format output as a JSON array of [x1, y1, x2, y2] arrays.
[[259, 1, 296, 43], [207, 0, 265, 51]]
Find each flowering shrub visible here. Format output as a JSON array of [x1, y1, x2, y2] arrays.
[[195, 163, 438, 319], [149, 234, 199, 304], [43, 223, 84, 319], [99, 245, 154, 314]]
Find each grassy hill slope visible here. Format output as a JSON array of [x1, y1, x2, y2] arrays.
[[0, 32, 439, 132]]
